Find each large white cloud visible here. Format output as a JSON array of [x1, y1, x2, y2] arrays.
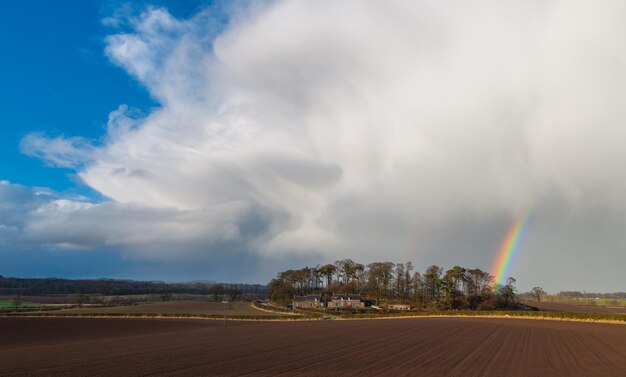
[[13, 0, 626, 290]]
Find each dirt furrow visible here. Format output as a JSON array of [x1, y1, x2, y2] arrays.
[[2, 317, 626, 376]]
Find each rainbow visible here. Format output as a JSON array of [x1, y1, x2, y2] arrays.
[[492, 212, 530, 286]]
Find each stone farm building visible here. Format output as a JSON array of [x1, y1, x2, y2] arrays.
[[328, 294, 365, 308], [293, 295, 323, 308]]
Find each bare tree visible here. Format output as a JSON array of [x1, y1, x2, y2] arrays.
[[208, 285, 224, 302], [404, 262, 414, 302], [531, 287, 546, 302], [412, 271, 424, 305], [367, 262, 395, 305], [352, 263, 366, 294], [467, 268, 493, 296], [466, 269, 493, 309], [441, 266, 468, 309], [159, 290, 173, 302], [395, 263, 405, 302], [73, 294, 87, 308], [497, 277, 518, 309], [335, 259, 356, 286], [311, 266, 323, 290], [424, 265, 443, 303], [12, 295, 23, 312]]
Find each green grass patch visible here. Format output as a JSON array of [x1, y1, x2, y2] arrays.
[[0, 300, 39, 308]]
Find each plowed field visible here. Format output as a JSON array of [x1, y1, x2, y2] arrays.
[[47, 301, 285, 316], [1, 317, 625, 376]]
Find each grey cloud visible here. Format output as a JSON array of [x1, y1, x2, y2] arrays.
[[14, 1, 626, 291], [0, 181, 258, 260]]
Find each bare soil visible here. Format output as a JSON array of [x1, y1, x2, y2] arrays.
[[48, 301, 283, 316], [2, 317, 626, 376]]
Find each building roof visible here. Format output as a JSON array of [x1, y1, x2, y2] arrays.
[[331, 294, 361, 300]]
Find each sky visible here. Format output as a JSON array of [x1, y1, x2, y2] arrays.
[[1, 0, 625, 292]]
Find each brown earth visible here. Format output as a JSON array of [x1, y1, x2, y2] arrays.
[[523, 300, 626, 314], [48, 301, 286, 316], [2, 317, 626, 376]]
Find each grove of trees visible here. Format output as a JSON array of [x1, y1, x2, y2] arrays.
[[268, 260, 519, 310]]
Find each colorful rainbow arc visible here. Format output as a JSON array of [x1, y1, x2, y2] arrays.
[[492, 212, 530, 286]]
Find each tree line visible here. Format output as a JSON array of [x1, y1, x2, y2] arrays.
[[0, 276, 266, 300], [268, 260, 519, 310], [554, 291, 626, 299]]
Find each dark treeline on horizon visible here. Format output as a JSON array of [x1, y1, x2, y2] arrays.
[[269, 260, 521, 310], [554, 291, 626, 299], [2, 274, 623, 303], [0, 276, 266, 298]]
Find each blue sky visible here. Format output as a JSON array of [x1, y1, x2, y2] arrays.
[[0, 0, 237, 281], [0, 1, 217, 194], [1, 1, 625, 291], [3, 2, 137, 191]]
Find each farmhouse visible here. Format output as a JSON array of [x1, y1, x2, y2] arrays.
[[293, 295, 323, 308], [328, 294, 364, 308]]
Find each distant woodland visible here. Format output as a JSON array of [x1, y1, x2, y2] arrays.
[[549, 291, 626, 299], [0, 276, 266, 300], [1, 272, 623, 308]]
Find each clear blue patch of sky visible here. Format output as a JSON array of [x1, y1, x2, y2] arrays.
[[0, 0, 216, 196]]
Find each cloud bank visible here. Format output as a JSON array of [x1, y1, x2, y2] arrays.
[[8, 0, 626, 290]]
